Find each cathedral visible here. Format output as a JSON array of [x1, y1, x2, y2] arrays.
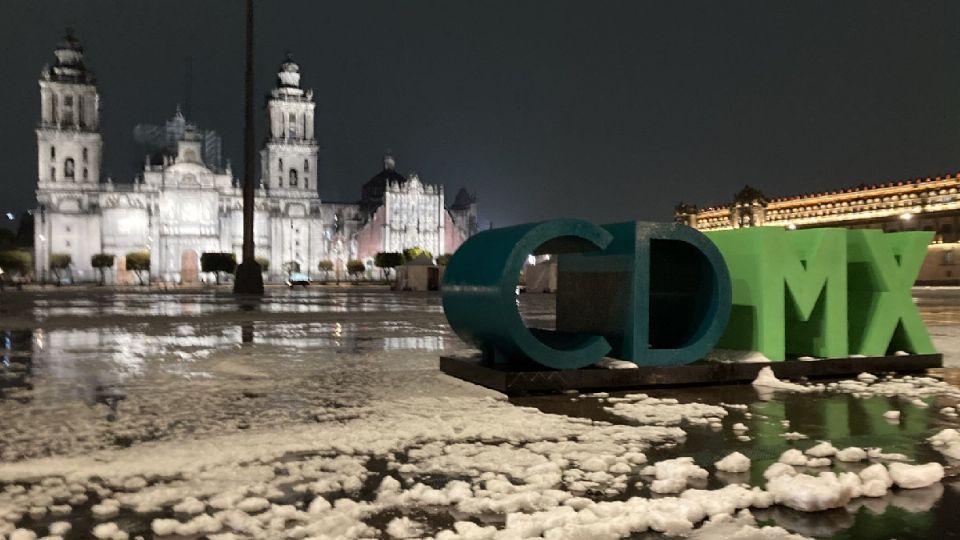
[[33, 32, 478, 283]]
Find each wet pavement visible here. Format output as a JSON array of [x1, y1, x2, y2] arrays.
[[0, 285, 959, 539]]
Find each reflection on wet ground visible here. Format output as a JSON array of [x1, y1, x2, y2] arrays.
[[1, 287, 466, 462], [515, 385, 960, 539], [0, 286, 959, 538]]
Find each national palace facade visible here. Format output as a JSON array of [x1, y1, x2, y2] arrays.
[[676, 177, 960, 284]]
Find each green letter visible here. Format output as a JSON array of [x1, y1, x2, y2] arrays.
[[847, 230, 935, 356], [706, 228, 848, 361]]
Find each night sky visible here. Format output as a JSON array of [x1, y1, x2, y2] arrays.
[[2, 1, 959, 229]]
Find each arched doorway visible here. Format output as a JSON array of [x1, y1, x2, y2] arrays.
[[181, 249, 199, 284]]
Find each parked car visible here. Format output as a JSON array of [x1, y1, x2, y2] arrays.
[[286, 272, 310, 288]]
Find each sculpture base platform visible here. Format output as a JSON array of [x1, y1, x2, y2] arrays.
[[439, 354, 944, 396]]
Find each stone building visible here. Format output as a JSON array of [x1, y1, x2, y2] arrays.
[[33, 32, 478, 283], [676, 177, 960, 284]]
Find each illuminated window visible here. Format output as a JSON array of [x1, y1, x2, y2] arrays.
[[945, 250, 955, 265]]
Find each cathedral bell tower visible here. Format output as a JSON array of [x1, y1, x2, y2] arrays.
[[259, 53, 318, 194], [37, 29, 102, 187]]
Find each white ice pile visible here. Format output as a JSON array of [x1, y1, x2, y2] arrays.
[[0, 372, 955, 538], [766, 471, 861, 511], [639, 457, 709, 494], [778, 449, 830, 468], [827, 373, 960, 401], [433, 483, 776, 539], [687, 510, 809, 540], [705, 349, 772, 364], [594, 358, 639, 370], [929, 428, 960, 459], [750, 368, 960, 411], [834, 447, 867, 462], [887, 462, 945, 489], [603, 394, 727, 426], [751, 367, 816, 394], [0, 394, 775, 539], [762, 458, 942, 513], [715, 452, 751, 473]]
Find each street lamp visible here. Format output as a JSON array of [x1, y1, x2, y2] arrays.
[[233, 0, 264, 294]]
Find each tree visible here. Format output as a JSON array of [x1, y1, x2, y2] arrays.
[[91, 254, 114, 285], [282, 261, 301, 276], [255, 256, 270, 274], [126, 250, 151, 286], [49, 253, 71, 285], [436, 254, 452, 266], [0, 250, 31, 281], [15, 213, 33, 247], [402, 247, 432, 263], [346, 259, 365, 282], [0, 229, 15, 251], [373, 252, 403, 281], [201, 252, 238, 285], [318, 259, 334, 282]]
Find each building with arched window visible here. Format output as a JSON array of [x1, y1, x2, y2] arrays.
[[34, 33, 479, 284]]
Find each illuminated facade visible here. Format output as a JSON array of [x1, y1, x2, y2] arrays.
[[34, 33, 478, 283], [676, 177, 960, 284]]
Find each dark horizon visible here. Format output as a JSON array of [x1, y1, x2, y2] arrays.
[[2, 1, 959, 230]]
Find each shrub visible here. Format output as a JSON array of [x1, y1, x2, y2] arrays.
[[201, 252, 238, 284], [0, 250, 32, 277], [125, 250, 151, 286], [346, 259, 365, 281], [91, 253, 114, 285], [402, 247, 432, 263], [318, 259, 334, 281], [373, 252, 403, 280], [49, 253, 72, 285]]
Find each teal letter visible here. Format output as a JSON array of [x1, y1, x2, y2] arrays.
[[556, 222, 731, 366], [442, 219, 613, 369]]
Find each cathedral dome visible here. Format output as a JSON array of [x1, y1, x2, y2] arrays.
[[277, 53, 301, 88], [450, 187, 477, 210], [360, 153, 407, 218], [43, 29, 95, 84]]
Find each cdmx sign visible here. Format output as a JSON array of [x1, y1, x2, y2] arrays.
[[441, 219, 936, 370]]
